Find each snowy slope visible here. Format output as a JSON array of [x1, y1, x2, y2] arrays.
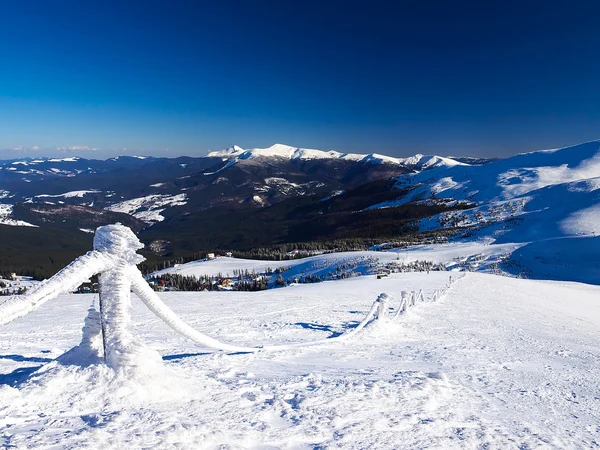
[[1, 272, 598, 448], [0, 276, 40, 294], [105, 194, 188, 224], [366, 140, 600, 281], [371, 140, 600, 208], [152, 242, 523, 280]]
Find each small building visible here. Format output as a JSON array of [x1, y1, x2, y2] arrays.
[[225, 252, 233, 257], [206, 253, 215, 260]]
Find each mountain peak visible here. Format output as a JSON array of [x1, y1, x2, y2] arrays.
[[208, 145, 245, 158]]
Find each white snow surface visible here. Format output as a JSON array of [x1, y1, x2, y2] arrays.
[[1, 272, 599, 448]]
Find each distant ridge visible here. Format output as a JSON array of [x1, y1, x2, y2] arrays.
[[207, 143, 468, 169]]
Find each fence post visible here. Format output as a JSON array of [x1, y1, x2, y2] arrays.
[[376, 293, 389, 321]]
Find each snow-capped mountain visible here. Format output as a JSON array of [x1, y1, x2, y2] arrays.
[[0, 144, 422, 227], [207, 143, 467, 170], [362, 140, 600, 283], [1, 140, 599, 284]]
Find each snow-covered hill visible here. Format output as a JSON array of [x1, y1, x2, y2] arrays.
[[361, 140, 600, 283], [1, 272, 598, 448], [382, 140, 600, 206], [207, 143, 466, 170]]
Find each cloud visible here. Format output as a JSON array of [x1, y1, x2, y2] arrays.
[[55, 145, 98, 151], [11, 145, 24, 151]]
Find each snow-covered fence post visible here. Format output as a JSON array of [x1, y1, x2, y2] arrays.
[[417, 289, 425, 303], [392, 291, 407, 319], [376, 293, 390, 321]]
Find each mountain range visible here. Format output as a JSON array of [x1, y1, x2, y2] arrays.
[[1, 141, 598, 283]]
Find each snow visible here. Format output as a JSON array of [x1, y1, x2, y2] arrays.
[[560, 202, 600, 236], [0, 276, 40, 295], [0, 204, 38, 227], [401, 153, 467, 169], [320, 189, 345, 201], [203, 158, 238, 175], [251, 195, 266, 206], [1, 271, 599, 448], [105, 193, 187, 224], [36, 189, 101, 199], [264, 177, 299, 187], [153, 256, 291, 278], [507, 236, 600, 284]]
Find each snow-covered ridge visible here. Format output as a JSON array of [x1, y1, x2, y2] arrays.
[[207, 143, 466, 169]]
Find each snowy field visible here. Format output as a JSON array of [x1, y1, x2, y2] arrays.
[[1, 272, 599, 449], [151, 241, 524, 280]]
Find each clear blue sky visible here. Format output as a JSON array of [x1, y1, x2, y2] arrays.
[[1, 0, 599, 159]]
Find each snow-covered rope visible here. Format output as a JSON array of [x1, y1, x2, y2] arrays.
[[0, 251, 112, 326], [131, 269, 387, 352]]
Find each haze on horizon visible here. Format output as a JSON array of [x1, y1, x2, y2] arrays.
[[1, 0, 599, 160]]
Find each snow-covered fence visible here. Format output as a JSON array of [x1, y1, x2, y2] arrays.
[[0, 224, 400, 374], [383, 273, 465, 322], [0, 223, 466, 375]]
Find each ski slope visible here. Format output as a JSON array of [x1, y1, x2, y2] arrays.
[[1, 272, 598, 449]]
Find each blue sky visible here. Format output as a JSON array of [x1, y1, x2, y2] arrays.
[[1, 0, 599, 159]]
